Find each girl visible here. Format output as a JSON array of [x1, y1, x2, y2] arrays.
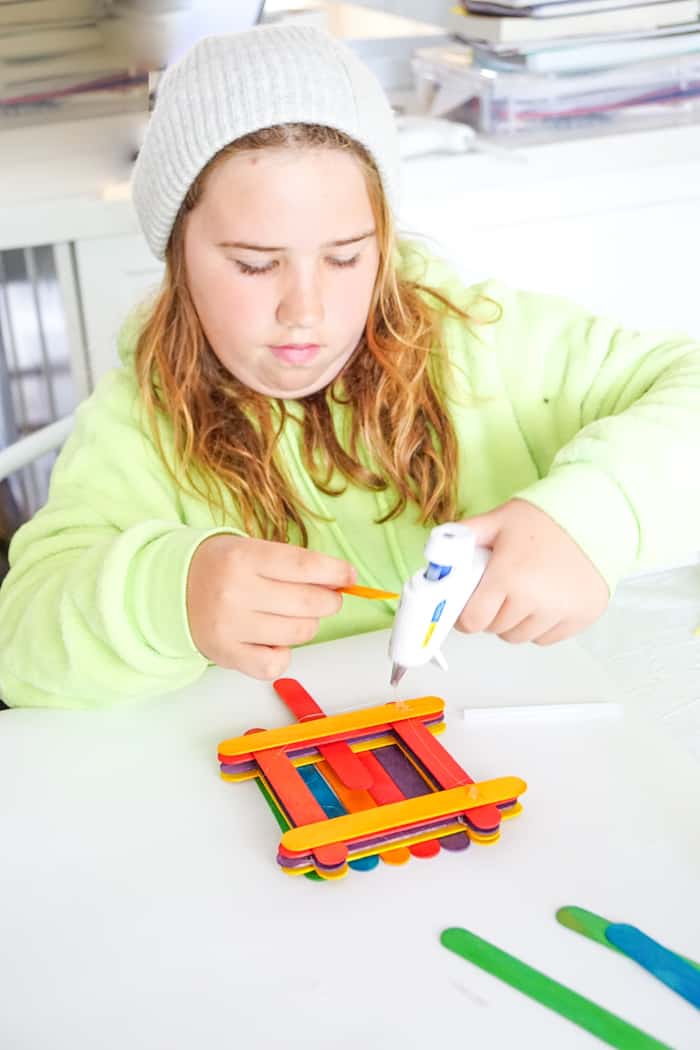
[[0, 24, 698, 709]]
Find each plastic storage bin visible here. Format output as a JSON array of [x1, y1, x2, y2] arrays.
[[412, 44, 700, 144]]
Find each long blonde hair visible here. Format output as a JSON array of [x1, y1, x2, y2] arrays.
[[135, 124, 475, 544]]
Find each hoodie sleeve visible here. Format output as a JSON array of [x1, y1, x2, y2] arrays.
[[0, 368, 243, 709], [487, 283, 700, 592]]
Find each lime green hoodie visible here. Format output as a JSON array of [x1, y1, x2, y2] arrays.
[[1, 244, 699, 708]]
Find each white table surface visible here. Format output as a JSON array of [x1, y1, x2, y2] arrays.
[[1, 574, 699, 1050]]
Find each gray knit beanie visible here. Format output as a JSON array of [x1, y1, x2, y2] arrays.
[[131, 22, 400, 260]]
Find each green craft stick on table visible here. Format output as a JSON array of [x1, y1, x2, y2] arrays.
[[440, 927, 673, 1050]]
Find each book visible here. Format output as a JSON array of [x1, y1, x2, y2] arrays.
[[473, 25, 700, 70], [448, 0, 698, 44], [0, 24, 102, 61], [461, 0, 681, 9], [465, 0, 692, 15], [0, 0, 97, 28]]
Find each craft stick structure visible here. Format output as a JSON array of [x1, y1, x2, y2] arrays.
[[218, 678, 527, 880]]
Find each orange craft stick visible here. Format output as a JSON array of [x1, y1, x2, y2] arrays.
[[317, 759, 411, 866], [339, 584, 400, 600]]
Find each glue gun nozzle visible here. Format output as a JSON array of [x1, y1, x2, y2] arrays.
[[390, 663, 407, 688]]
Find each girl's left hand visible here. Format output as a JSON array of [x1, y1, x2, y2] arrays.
[[456, 499, 609, 645]]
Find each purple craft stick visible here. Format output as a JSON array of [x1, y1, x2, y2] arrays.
[[374, 745, 471, 851]]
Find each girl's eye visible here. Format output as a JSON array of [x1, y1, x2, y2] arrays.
[[327, 254, 360, 269], [234, 260, 278, 276]]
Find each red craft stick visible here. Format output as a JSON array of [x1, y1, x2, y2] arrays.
[[392, 718, 504, 833], [273, 678, 374, 791], [245, 730, 347, 871]]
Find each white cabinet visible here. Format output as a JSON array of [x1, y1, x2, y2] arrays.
[[398, 124, 700, 337], [400, 195, 700, 336]]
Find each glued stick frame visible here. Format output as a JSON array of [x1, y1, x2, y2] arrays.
[[220, 680, 526, 878]]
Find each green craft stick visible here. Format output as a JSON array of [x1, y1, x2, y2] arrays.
[[440, 927, 673, 1050], [556, 906, 700, 973]]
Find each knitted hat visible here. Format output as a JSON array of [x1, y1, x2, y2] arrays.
[[131, 23, 400, 260]]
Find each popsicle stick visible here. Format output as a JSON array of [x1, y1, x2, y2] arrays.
[[371, 747, 470, 852], [245, 730, 347, 872], [254, 777, 322, 881], [298, 764, 379, 872], [388, 715, 477, 859], [556, 907, 700, 972], [370, 745, 464, 854], [359, 749, 440, 858], [606, 924, 700, 1009], [318, 759, 412, 866], [280, 776, 525, 855], [218, 724, 444, 780], [339, 585, 400, 600], [273, 678, 374, 790], [377, 848, 411, 866], [218, 696, 444, 761], [441, 927, 673, 1050], [278, 814, 468, 869], [392, 718, 504, 834]]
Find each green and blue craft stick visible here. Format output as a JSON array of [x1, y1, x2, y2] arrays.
[[557, 906, 700, 1010], [441, 926, 673, 1050], [607, 924, 700, 1010], [556, 906, 700, 972]]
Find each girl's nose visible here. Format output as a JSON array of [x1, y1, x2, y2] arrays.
[[276, 275, 324, 329]]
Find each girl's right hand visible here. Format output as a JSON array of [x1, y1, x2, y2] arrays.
[[186, 534, 356, 680]]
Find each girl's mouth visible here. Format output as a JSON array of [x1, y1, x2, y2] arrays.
[[269, 344, 322, 366]]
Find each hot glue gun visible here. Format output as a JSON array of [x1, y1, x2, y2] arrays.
[[388, 522, 490, 687]]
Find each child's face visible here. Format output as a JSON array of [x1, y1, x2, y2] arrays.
[[183, 146, 381, 399]]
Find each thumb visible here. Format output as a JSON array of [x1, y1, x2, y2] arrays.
[[459, 506, 504, 549]]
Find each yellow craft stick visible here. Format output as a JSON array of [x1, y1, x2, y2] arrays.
[[339, 585, 400, 600], [281, 776, 526, 854], [220, 724, 446, 782], [218, 696, 444, 759]]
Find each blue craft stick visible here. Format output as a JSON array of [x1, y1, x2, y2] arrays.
[[606, 924, 700, 1011], [298, 765, 379, 872]]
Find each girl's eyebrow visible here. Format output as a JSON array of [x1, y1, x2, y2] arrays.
[[217, 230, 376, 252]]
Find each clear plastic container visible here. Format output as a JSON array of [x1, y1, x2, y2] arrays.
[[412, 43, 700, 144]]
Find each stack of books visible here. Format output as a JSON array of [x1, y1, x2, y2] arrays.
[[448, 0, 700, 73], [0, 0, 148, 126], [410, 1, 700, 142]]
